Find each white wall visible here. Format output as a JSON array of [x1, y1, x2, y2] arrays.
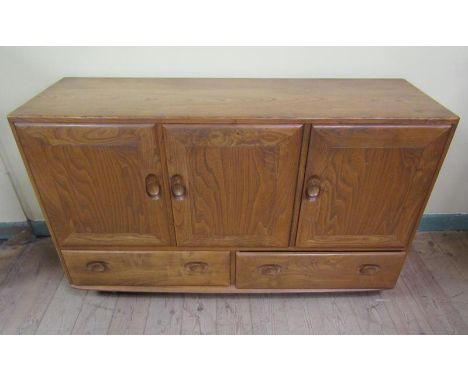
[[0, 46, 467, 221], [0, 156, 26, 223]]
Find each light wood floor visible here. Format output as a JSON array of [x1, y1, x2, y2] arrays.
[[1, 231, 467, 335]]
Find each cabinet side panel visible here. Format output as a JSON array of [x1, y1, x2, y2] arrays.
[[8, 118, 72, 281]]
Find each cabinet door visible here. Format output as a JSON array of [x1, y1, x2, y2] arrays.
[[296, 125, 451, 249], [16, 124, 173, 247], [164, 124, 303, 246]]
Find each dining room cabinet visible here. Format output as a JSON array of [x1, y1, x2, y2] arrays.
[[9, 78, 458, 293]]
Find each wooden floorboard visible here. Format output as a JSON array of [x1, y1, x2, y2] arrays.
[[180, 294, 217, 335], [36, 276, 87, 334], [249, 294, 290, 334], [108, 293, 151, 335], [1, 233, 468, 335], [216, 295, 253, 334], [144, 295, 184, 334], [0, 240, 63, 334]]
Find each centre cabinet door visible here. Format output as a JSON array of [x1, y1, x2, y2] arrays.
[[163, 124, 303, 246], [296, 125, 451, 249], [16, 123, 174, 247]]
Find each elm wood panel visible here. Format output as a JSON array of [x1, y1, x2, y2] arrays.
[[9, 78, 458, 123], [403, 124, 458, 249], [235, 252, 406, 289], [63, 250, 231, 287], [289, 125, 311, 246], [296, 125, 452, 248], [9, 121, 73, 283], [164, 124, 303, 247], [15, 124, 174, 247]]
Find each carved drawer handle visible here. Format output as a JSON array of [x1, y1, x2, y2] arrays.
[[257, 264, 282, 276], [359, 264, 381, 276], [145, 174, 161, 199], [171, 175, 187, 200], [184, 261, 209, 273], [305, 176, 321, 201], [86, 261, 108, 272]]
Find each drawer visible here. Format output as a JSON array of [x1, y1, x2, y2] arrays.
[[62, 250, 230, 287], [235, 251, 406, 289]]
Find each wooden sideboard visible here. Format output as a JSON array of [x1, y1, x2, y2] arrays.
[[8, 78, 459, 293]]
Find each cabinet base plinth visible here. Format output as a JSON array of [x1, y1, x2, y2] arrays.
[[71, 284, 390, 294]]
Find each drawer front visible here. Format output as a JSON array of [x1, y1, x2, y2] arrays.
[[236, 251, 406, 289], [63, 250, 230, 286]]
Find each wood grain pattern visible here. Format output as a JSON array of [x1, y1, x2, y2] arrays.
[[401, 245, 467, 334], [108, 294, 151, 335], [236, 251, 406, 289], [9, 78, 458, 123], [2, 235, 467, 334], [0, 240, 63, 334], [407, 232, 468, 333], [249, 294, 289, 334], [0, 242, 28, 285], [62, 250, 230, 287], [181, 295, 217, 334], [164, 124, 303, 246], [296, 125, 452, 249], [144, 296, 183, 334], [36, 277, 87, 335], [8, 78, 459, 294], [15, 123, 174, 247], [71, 291, 118, 334], [216, 295, 252, 334], [288, 125, 311, 246]]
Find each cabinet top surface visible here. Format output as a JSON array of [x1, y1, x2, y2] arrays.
[[9, 77, 458, 123]]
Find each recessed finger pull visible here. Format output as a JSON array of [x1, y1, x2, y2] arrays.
[[257, 264, 282, 276], [171, 175, 187, 200], [305, 176, 321, 201], [359, 264, 381, 276], [86, 261, 108, 272], [184, 261, 209, 273], [145, 174, 161, 199]]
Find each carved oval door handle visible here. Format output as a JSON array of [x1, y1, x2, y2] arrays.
[[359, 264, 381, 276], [145, 174, 161, 199], [305, 176, 321, 201], [86, 261, 108, 272], [257, 264, 282, 276], [184, 261, 209, 273], [171, 175, 187, 200]]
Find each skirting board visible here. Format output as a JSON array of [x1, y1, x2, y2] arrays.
[[1, 214, 468, 240], [417, 214, 468, 231], [0, 221, 30, 240]]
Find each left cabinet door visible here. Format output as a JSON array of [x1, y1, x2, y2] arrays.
[[16, 123, 174, 247]]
